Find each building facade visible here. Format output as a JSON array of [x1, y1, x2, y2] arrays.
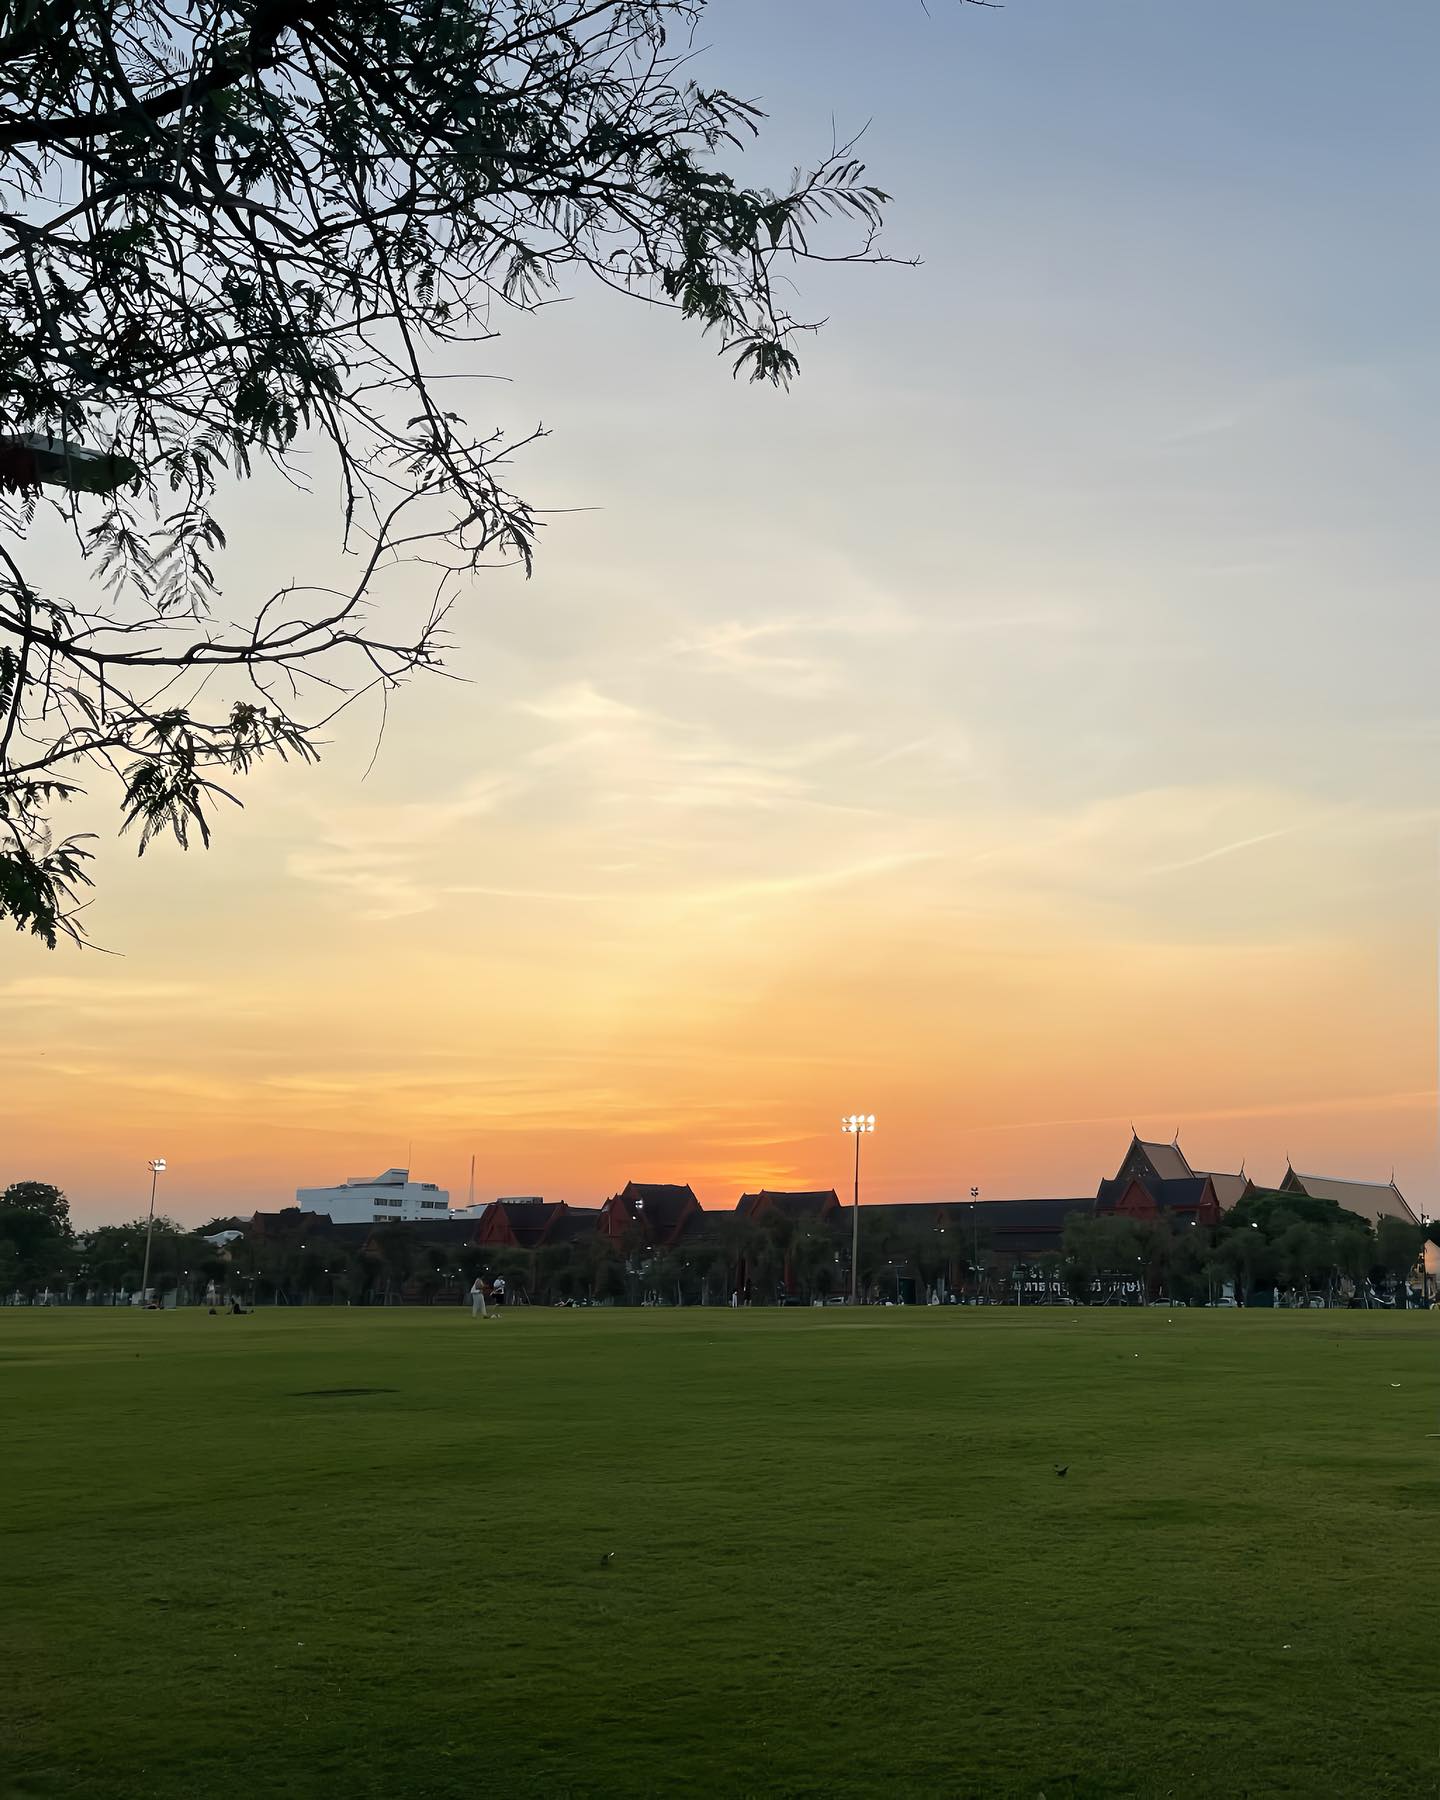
[[293, 1166, 451, 1224], [472, 1198, 601, 1248], [600, 1182, 702, 1247]]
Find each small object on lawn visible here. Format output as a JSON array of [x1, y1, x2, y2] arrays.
[[1054, 1465, 1068, 1477], [599, 1551, 614, 1568], [1391, 1383, 1401, 1388]]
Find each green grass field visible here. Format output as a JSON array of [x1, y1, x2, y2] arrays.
[[4, 1307, 1439, 1799]]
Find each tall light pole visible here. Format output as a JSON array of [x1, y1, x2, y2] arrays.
[[841, 1114, 875, 1304], [970, 1186, 979, 1299], [139, 1158, 166, 1305]]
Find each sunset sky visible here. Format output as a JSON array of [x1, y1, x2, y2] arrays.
[[4, 0, 1436, 1228]]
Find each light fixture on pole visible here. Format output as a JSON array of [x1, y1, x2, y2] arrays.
[[841, 1114, 875, 1304], [139, 1158, 166, 1306], [969, 1186, 980, 1297]]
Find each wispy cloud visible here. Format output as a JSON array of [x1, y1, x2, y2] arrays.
[[669, 848, 939, 909], [286, 771, 525, 918], [669, 620, 843, 698], [1147, 826, 1302, 876], [519, 681, 660, 728], [0, 976, 204, 1009]]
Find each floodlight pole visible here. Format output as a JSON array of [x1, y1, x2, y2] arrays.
[[970, 1188, 980, 1300], [139, 1159, 165, 1305], [851, 1128, 861, 1304], [841, 1114, 874, 1304]]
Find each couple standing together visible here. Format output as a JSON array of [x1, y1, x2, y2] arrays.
[[469, 1275, 505, 1317]]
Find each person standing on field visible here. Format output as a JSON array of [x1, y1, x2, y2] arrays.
[[469, 1276, 488, 1319]]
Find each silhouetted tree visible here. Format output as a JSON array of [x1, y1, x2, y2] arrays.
[[646, 1249, 686, 1306], [1375, 1217, 1424, 1306], [479, 1245, 530, 1302], [583, 1240, 625, 1304], [82, 1215, 209, 1298], [1060, 1213, 1102, 1302], [699, 1252, 730, 1307], [909, 1224, 949, 1303], [855, 1213, 902, 1303], [0, 0, 970, 943], [1, 1179, 70, 1232], [0, 1178, 73, 1294], [1166, 1225, 1209, 1306], [1274, 1222, 1328, 1306], [790, 1221, 840, 1303], [536, 1242, 579, 1304], [1219, 1227, 1264, 1306], [1201, 1256, 1229, 1307], [372, 1224, 418, 1300]]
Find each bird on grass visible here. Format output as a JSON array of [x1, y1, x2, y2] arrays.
[[1054, 1464, 1068, 1478], [599, 1551, 614, 1568]]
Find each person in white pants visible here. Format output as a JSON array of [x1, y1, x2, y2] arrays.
[[469, 1276, 488, 1318]]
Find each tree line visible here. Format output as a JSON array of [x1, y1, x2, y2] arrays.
[[2, 1181, 1432, 1308], [1059, 1190, 1427, 1308], [0, 1182, 228, 1300]]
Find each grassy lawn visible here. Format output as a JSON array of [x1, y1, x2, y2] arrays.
[[4, 1306, 1439, 1799]]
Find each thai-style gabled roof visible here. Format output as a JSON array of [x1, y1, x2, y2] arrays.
[[321, 1222, 383, 1248], [1202, 1172, 1248, 1211], [1152, 1177, 1212, 1210], [543, 1206, 603, 1245], [619, 1182, 697, 1205], [1132, 1137, 1193, 1182], [249, 1207, 334, 1237], [735, 1189, 839, 1220], [487, 1199, 568, 1247], [1282, 1167, 1417, 1226], [399, 1218, 486, 1248], [607, 1182, 700, 1244], [1098, 1175, 1211, 1213]]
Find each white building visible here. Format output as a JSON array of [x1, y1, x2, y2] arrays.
[[295, 1167, 451, 1225]]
